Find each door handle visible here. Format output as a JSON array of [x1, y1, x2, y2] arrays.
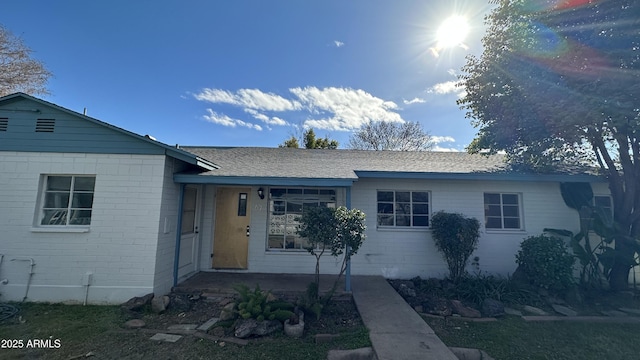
[[246, 225, 250, 237]]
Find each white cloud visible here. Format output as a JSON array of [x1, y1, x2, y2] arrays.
[[195, 86, 405, 132], [447, 69, 457, 76], [431, 135, 456, 144], [403, 97, 426, 105], [290, 86, 402, 131], [428, 80, 466, 98], [203, 109, 262, 131], [195, 88, 301, 111], [432, 145, 460, 152], [334, 40, 345, 47], [244, 109, 289, 126]]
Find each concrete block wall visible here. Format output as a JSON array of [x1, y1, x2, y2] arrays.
[[0, 151, 167, 303]]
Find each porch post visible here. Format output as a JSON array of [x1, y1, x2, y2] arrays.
[[345, 186, 352, 292], [173, 183, 186, 287]]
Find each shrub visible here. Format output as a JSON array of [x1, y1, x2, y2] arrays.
[[233, 284, 294, 321], [430, 211, 480, 281], [515, 235, 575, 292]]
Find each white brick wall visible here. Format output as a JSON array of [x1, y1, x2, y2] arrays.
[[195, 179, 586, 280], [0, 151, 168, 303]]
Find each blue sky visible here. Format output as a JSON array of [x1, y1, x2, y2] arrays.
[[2, 1, 493, 150]]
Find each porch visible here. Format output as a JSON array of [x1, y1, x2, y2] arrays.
[[173, 271, 347, 295]]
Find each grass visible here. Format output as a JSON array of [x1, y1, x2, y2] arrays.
[[425, 315, 640, 360], [0, 302, 370, 360]]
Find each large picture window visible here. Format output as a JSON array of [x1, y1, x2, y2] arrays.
[[268, 188, 336, 250], [377, 190, 430, 228], [39, 175, 95, 226], [484, 193, 521, 229]]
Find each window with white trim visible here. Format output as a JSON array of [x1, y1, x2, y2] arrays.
[[484, 193, 521, 229], [267, 188, 336, 250], [377, 190, 430, 227], [594, 195, 613, 217], [39, 175, 95, 226]]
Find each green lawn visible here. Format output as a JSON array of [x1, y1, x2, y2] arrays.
[[0, 303, 370, 360], [425, 315, 640, 360]]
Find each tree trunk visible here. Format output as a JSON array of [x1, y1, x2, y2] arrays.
[[609, 237, 634, 291]]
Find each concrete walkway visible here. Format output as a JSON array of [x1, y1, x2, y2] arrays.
[[352, 276, 458, 360]]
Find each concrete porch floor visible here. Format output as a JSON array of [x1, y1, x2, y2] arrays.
[[174, 271, 347, 295]]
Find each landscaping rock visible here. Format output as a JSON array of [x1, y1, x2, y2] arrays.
[[482, 299, 505, 317], [450, 300, 481, 318], [423, 298, 452, 316], [523, 305, 549, 316], [327, 347, 376, 360], [619, 308, 640, 316], [551, 304, 577, 317], [151, 296, 167, 314], [121, 293, 154, 313], [234, 319, 282, 338], [504, 307, 523, 316], [220, 302, 236, 321], [168, 293, 193, 312], [123, 319, 146, 329], [398, 283, 416, 297], [601, 310, 627, 317], [449, 347, 496, 360], [197, 317, 220, 331], [149, 333, 182, 343]]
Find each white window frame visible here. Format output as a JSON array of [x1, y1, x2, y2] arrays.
[[483, 192, 523, 230], [36, 175, 96, 227], [376, 190, 430, 228]]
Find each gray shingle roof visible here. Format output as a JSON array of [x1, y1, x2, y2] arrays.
[[180, 147, 508, 179]]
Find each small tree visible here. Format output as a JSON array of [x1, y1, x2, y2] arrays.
[[430, 211, 480, 281], [296, 206, 366, 300], [279, 128, 339, 149]]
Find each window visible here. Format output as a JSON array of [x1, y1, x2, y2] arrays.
[[39, 176, 95, 226], [484, 193, 521, 229], [594, 195, 613, 218], [377, 190, 430, 228], [268, 188, 336, 250]]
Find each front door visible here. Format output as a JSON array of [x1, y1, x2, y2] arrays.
[[212, 187, 251, 269], [178, 185, 200, 279]]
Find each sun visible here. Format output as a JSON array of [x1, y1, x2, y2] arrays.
[[435, 15, 470, 51]]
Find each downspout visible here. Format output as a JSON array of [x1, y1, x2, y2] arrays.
[[11, 257, 35, 302], [345, 186, 352, 292], [173, 183, 186, 287]]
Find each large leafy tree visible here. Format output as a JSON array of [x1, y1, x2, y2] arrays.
[[0, 25, 51, 96], [348, 121, 433, 151], [458, 0, 640, 290]]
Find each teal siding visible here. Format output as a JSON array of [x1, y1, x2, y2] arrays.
[[0, 97, 163, 155]]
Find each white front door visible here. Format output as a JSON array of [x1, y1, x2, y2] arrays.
[[178, 185, 200, 279]]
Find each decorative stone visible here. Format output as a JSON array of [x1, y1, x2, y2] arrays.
[[450, 300, 481, 318], [398, 283, 417, 298], [504, 307, 523, 316], [151, 296, 167, 314], [601, 310, 627, 317], [197, 317, 220, 331], [220, 302, 237, 321], [482, 299, 505, 317], [619, 308, 640, 316], [523, 305, 549, 316], [149, 333, 182, 343], [124, 319, 146, 329], [168, 324, 198, 331], [121, 293, 154, 312], [327, 347, 376, 360], [234, 319, 282, 338], [551, 304, 578, 317]]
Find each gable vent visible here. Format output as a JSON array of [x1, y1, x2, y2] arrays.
[[35, 118, 55, 132], [0, 118, 7, 132]]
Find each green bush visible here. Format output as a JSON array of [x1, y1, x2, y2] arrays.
[[515, 235, 575, 291], [431, 211, 480, 281], [233, 284, 294, 322]]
